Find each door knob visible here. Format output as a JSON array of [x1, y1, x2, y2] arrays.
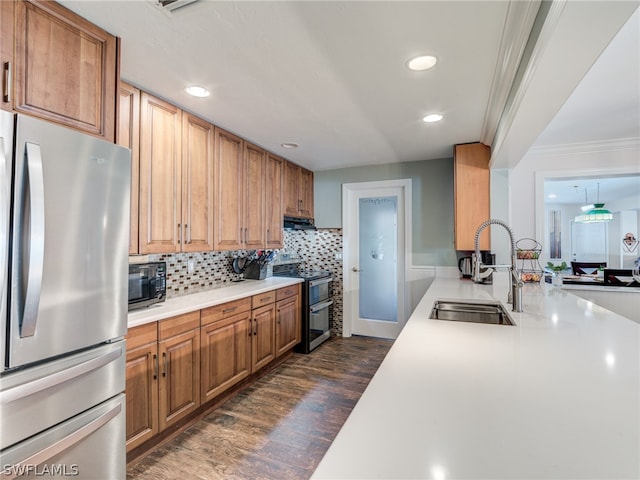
[[352, 267, 361, 272]]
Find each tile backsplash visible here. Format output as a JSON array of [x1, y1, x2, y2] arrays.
[[134, 228, 345, 335]]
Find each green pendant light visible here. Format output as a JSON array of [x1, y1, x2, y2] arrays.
[[574, 183, 613, 223]]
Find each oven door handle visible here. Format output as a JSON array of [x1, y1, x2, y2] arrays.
[[310, 299, 334, 314], [309, 277, 333, 288]]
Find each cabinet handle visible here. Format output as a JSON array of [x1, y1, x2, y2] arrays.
[[253, 319, 257, 336], [184, 224, 189, 244], [260, 297, 271, 303], [222, 306, 237, 314], [2, 62, 10, 103], [248, 319, 252, 337], [162, 352, 167, 377], [177, 223, 182, 245], [153, 354, 158, 380], [244, 228, 248, 244]]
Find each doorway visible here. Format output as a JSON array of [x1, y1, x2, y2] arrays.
[[342, 179, 411, 339]]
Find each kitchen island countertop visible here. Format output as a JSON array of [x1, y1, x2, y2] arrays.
[[312, 275, 639, 479], [128, 277, 303, 328]]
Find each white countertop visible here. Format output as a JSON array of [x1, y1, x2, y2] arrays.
[[312, 276, 640, 479], [128, 277, 303, 328]]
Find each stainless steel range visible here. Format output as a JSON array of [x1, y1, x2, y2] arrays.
[[272, 263, 333, 353]]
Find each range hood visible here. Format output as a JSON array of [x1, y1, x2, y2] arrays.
[[284, 216, 316, 230]]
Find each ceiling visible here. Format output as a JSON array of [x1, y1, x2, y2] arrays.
[[544, 175, 640, 206], [59, 1, 639, 173]]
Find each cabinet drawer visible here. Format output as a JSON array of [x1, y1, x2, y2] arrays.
[[201, 298, 252, 326], [158, 311, 200, 340], [252, 291, 276, 309], [126, 322, 158, 350], [276, 284, 300, 301]]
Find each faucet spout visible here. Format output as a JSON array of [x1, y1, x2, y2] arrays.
[[471, 219, 523, 313]]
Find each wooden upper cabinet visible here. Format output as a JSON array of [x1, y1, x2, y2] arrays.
[[11, 0, 118, 140], [244, 142, 265, 249], [213, 128, 244, 250], [284, 161, 314, 219], [0, 1, 14, 112], [182, 112, 214, 252], [116, 82, 140, 255], [454, 143, 491, 251], [299, 167, 314, 218], [139, 92, 182, 254], [265, 154, 284, 248]]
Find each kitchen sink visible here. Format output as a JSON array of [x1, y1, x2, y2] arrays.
[[430, 299, 515, 326]]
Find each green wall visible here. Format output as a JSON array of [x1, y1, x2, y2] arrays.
[[313, 157, 456, 266]]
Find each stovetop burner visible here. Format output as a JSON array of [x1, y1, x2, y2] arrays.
[[272, 263, 330, 281]]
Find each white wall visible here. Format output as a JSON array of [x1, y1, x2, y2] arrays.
[[508, 145, 640, 267]]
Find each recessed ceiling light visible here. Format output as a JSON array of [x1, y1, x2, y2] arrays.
[[281, 142, 299, 149], [423, 113, 443, 123], [407, 55, 437, 71], [185, 85, 210, 98]]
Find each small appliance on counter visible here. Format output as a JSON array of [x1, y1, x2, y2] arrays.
[[128, 261, 166, 310], [459, 252, 495, 282], [458, 256, 473, 278]]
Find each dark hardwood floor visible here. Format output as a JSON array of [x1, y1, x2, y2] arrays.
[[126, 336, 393, 480]]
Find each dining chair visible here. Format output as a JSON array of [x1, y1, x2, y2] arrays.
[[571, 261, 606, 275], [603, 269, 638, 286]]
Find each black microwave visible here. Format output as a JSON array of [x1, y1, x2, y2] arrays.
[[128, 262, 166, 311]]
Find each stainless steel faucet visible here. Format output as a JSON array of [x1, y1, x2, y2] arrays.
[[472, 219, 523, 313]]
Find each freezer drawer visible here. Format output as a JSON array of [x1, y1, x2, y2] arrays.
[[0, 341, 125, 450], [0, 394, 125, 480]]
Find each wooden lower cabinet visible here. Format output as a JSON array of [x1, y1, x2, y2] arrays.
[[125, 323, 158, 452], [126, 287, 300, 455], [275, 285, 301, 356], [251, 303, 276, 371], [158, 326, 200, 431], [125, 312, 200, 453], [200, 310, 251, 404]]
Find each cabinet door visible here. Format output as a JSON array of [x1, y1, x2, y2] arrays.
[[252, 304, 276, 371], [276, 294, 300, 357], [13, 0, 117, 140], [283, 161, 301, 216], [214, 128, 244, 250], [299, 167, 314, 219], [244, 142, 265, 249], [182, 113, 214, 252], [117, 82, 140, 255], [139, 93, 182, 254], [0, 1, 14, 112], [454, 143, 491, 251], [200, 312, 251, 404], [125, 342, 158, 452], [158, 328, 200, 431], [265, 154, 283, 248]]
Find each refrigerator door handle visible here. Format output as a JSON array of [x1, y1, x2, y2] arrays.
[[20, 142, 46, 337], [6, 402, 121, 478], [0, 137, 7, 303], [0, 346, 122, 405]]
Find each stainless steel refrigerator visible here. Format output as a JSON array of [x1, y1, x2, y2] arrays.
[[0, 112, 130, 479]]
